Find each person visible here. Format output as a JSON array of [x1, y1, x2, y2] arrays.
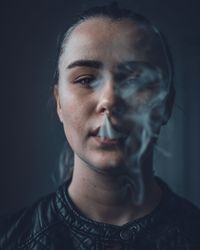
[[0, 3, 200, 250]]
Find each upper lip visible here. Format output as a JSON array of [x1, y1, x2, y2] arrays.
[[90, 124, 129, 137]]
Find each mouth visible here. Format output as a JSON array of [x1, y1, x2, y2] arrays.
[[96, 126, 126, 140], [99, 115, 128, 140], [90, 124, 128, 146]]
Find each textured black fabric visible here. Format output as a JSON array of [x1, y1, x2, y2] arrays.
[[0, 178, 200, 250]]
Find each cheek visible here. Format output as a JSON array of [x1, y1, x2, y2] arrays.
[[59, 90, 96, 143], [62, 102, 83, 137]]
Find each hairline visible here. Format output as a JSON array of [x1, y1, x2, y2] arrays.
[[58, 15, 160, 72]]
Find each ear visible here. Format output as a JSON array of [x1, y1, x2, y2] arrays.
[[53, 85, 63, 123], [162, 85, 176, 125]]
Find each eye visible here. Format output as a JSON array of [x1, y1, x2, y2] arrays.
[[119, 77, 140, 88], [74, 75, 96, 88], [116, 71, 139, 83], [138, 81, 161, 93], [125, 77, 139, 84]]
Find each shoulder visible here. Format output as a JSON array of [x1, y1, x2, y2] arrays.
[[172, 193, 200, 237], [163, 182, 200, 225], [158, 178, 200, 221], [159, 179, 200, 247], [0, 183, 71, 250]]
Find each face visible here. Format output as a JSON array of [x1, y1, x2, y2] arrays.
[[55, 17, 169, 174]]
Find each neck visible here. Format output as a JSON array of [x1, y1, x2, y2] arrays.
[[68, 154, 162, 226]]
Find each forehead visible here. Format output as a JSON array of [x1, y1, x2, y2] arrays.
[[61, 17, 165, 70], [72, 17, 145, 41]]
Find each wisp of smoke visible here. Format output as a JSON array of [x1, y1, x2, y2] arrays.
[[96, 63, 170, 205]]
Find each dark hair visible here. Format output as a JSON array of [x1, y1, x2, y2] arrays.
[[51, 2, 175, 186], [54, 2, 174, 84]]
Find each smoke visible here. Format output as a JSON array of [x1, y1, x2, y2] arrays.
[[122, 63, 170, 161], [99, 115, 114, 138], [95, 62, 170, 204], [98, 115, 125, 139]]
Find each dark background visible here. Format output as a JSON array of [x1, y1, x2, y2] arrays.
[[0, 0, 200, 214]]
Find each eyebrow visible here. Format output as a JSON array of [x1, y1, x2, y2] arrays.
[[66, 60, 103, 69], [66, 59, 151, 72]]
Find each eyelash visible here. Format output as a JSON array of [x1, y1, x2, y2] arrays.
[[74, 76, 95, 88]]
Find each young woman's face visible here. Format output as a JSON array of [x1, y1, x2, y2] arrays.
[[55, 17, 167, 174]]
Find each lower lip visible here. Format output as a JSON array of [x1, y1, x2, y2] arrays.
[[94, 136, 121, 146]]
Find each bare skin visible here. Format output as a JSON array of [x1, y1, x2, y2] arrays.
[[54, 17, 164, 226], [68, 153, 162, 225]]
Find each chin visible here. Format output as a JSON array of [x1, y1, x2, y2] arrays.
[[87, 155, 127, 176], [90, 164, 126, 176]]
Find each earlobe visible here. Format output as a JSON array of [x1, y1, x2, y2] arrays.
[[53, 85, 63, 123]]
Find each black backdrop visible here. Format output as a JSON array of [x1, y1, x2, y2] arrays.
[[1, 0, 200, 214]]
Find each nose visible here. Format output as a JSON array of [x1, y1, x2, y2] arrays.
[[95, 78, 124, 115]]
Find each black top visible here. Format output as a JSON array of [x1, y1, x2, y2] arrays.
[[0, 178, 200, 250]]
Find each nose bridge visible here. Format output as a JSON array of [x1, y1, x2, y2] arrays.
[[96, 74, 117, 113], [102, 75, 116, 100]]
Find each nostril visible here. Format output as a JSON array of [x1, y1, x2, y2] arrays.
[[96, 99, 113, 114], [100, 107, 108, 114]]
